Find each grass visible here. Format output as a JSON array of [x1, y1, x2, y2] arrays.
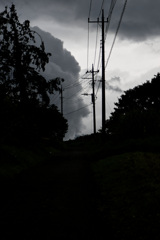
[[0, 143, 59, 178], [92, 152, 160, 240], [1, 135, 160, 239]]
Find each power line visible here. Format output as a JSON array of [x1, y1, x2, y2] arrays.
[[95, 78, 101, 98], [63, 72, 88, 89], [63, 75, 88, 90], [98, 0, 105, 17], [96, 45, 102, 73], [64, 96, 86, 105], [93, 22, 100, 68], [105, 0, 128, 69], [64, 103, 92, 116], [50, 91, 59, 102], [64, 81, 89, 99], [88, 0, 93, 18], [87, 0, 93, 70], [105, 0, 117, 39]]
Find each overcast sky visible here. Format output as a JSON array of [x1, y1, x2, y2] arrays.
[[1, 0, 160, 139]]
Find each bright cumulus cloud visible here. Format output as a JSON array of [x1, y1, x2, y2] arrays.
[[32, 27, 90, 140]]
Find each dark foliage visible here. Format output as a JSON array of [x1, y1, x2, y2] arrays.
[[105, 73, 160, 138], [0, 4, 68, 142]]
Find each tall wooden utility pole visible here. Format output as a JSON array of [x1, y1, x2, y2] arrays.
[[82, 65, 99, 135], [86, 64, 99, 134], [88, 9, 107, 137], [60, 85, 63, 115], [92, 64, 96, 134], [101, 9, 106, 136]]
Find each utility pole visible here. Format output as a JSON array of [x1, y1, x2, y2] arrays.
[[92, 64, 96, 135], [101, 9, 106, 136], [60, 85, 63, 115], [88, 9, 107, 137], [86, 64, 99, 135]]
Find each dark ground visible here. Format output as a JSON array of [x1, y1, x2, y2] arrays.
[[0, 152, 104, 239]]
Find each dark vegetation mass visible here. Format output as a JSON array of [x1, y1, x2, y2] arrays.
[[0, 4, 68, 144], [105, 73, 160, 138], [1, 4, 160, 240]]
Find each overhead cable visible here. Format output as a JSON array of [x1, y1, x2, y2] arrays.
[[64, 103, 92, 116], [93, 22, 100, 68], [105, 0, 117, 39], [98, 0, 105, 18], [87, 0, 93, 70], [105, 0, 128, 69]]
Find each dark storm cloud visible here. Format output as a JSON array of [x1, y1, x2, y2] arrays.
[[1, 0, 160, 41], [0, 0, 88, 26], [115, 0, 160, 41], [1, 0, 160, 42]]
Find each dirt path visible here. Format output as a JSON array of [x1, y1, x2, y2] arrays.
[[0, 152, 103, 239]]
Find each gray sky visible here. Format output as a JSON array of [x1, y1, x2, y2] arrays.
[[1, 0, 160, 40], [1, 0, 160, 138]]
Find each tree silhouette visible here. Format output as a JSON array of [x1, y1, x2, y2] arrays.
[[0, 4, 52, 105], [0, 4, 68, 142], [105, 73, 160, 138]]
